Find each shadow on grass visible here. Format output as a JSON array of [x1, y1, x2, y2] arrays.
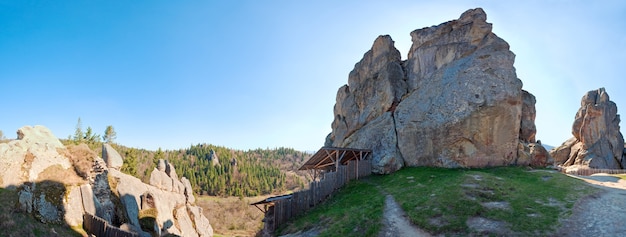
[[1, 181, 84, 237]]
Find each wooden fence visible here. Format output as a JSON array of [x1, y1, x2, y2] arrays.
[[561, 167, 626, 176], [83, 213, 138, 237], [268, 159, 371, 231]]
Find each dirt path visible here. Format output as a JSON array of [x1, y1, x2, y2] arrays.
[[378, 194, 431, 237], [554, 174, 626, 236]]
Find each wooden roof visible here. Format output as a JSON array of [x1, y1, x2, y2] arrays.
[[298, 147, 372, 171], [249, 193, 293, 206]]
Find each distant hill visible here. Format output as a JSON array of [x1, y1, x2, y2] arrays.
[[542, 144, 555, 151], [61, 140, 312, 197]]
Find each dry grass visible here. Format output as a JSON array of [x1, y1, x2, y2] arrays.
[[64, 143, 98, 180], [37, 164, 85, 186], [196, 195, 266, 236]]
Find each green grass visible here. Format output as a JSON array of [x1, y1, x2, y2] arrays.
[[278, 167, 597, 236], [277, 180, 385, 237], [371, 167, 596, 235]]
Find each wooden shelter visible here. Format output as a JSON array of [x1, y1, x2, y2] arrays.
[[250, 147, 373, 233], [249, 193, 293, 213], [299, 147, 371, 181]]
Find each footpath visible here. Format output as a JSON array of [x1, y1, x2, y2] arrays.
[[554, 174, 626, 236]]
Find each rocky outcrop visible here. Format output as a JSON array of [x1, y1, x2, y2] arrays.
[[0, 125, 72, 187], [111, 166, 211, 236], [149, 159, 186, 194], [516, 91, 552, 167], [326, 8, 537, 173], [102, 143, 124, 170], [2, 125, 212, 236], [550, 88, 625, 169], [209, 149, 220, 166], [0, 126, 85, 226], [182, 177, 196, 204], [150, 166, 174, 192], [517, 141, 553, 167], [520, 90, 537, 143]]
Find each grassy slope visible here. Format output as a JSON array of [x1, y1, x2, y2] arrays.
[[278, 181, 385, 237], [279, 167, 597, 236]]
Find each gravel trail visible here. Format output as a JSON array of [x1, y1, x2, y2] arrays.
[[554, 174, 626, 237]]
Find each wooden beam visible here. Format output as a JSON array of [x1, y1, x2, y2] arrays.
[[312, 150, 333, 169], [252, 204, 266, 213], [335, 150, 346, 171]]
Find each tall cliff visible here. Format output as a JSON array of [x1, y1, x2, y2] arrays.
[[326, 8, 544, 173]]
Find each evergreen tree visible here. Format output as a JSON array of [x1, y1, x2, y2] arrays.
[[84, 126, 100, 144], [121, 149, 138, 176], [103, 125, 117, 143], [73, 117, 84, 143], [0, 130, 4, 140]]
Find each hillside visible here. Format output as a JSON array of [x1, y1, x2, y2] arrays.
[[61, 140, 312, 197]]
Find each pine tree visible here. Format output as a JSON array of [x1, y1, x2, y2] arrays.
[[73, 117, 84, 143], [121, 149, 138, 176], [103, 125, 117, 143], [84, 126, 100, 144]]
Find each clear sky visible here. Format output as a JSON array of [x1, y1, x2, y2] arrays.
[[1, 1, 625, 152]]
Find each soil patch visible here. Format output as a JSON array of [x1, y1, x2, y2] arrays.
[[379, 195, 431, 237], [466, 217, 511, 235], [481, 201, 510, 210]]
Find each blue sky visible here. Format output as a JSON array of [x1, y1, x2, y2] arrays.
[[1, 1, 625, 151]]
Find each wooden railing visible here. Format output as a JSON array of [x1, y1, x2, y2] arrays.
[[83, 213, 138, 237], [268, 159, 372, 231], [561, 167, 626, 176]]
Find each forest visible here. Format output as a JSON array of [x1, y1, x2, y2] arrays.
[[118, 144, 312, 197], [63, 120, 312, 197]]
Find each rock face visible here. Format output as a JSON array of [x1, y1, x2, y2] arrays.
[[112, 166, 211, 236], [550, 88, 625, 169], [516, 91, 552, 167], [102, 144, 124, 170], [517, 142, 553, 167], [0, 125, 72, 187], [209, 149, 220, 166], [326, 8, 538, 173], [1, 125, 213, 236], [520, 90, 537, 143], [149, 159, 186, 194]]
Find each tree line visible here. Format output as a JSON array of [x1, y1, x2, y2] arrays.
[[111, 144, 311, 197], [70, 117, 117, 146], [63, 118, 311, 197]]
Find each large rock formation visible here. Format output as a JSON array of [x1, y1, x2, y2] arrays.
[[111, 162, 212, 236], [550, 88, 625, 169], [0, 125, 213, 236], [326, 8, 543, 173], [517, 91, 553, 167], [0, 125, 72, 187]]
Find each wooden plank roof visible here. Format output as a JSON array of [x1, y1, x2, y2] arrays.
[[249, 193, 293, 206], [298, 147, 372, 171]]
